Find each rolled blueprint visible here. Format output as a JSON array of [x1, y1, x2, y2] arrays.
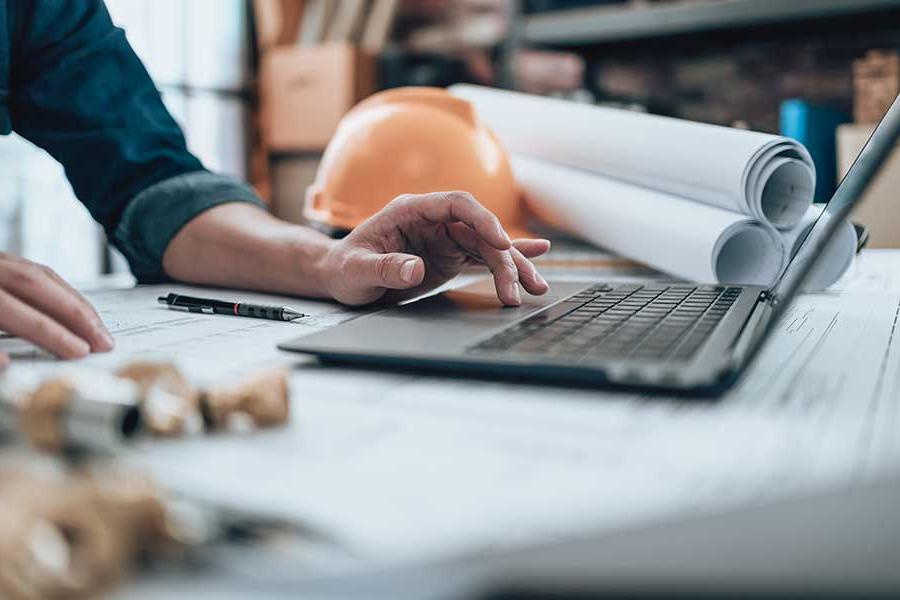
[[452, 85, 816, 230], [781, 205, 857, 291], [514, 155, 785, 285]]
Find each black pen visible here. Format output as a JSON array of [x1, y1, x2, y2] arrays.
[[157, 293, 307, 322]]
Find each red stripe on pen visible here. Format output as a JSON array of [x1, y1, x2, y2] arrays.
[[233, 302, 239, 316]]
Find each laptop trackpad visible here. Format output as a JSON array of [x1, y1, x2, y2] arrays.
[[382, 279, 584, 325], [280, 279, 588, 356]]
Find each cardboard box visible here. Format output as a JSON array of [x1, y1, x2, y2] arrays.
[[839, 123, 900, 248], [260, 44, 376, 151], [853, 50, 900, 124]]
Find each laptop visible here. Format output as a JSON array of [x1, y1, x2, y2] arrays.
[[280, 96, 900, 394]]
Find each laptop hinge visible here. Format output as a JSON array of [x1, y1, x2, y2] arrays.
[[730, 292, 774, 370]]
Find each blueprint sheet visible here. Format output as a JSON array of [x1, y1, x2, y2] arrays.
[[6, 252, 900, 569], [0, 283, 355, 385]]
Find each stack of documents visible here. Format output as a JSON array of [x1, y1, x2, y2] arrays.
[[451, 85, 857, 288]]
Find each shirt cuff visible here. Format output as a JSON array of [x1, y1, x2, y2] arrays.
[[112, 171, 266, 283]]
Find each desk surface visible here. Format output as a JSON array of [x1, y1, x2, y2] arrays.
[[8, 249, 900, 597]]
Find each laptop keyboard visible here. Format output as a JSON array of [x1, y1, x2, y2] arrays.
[[468, 283, 742, 362]]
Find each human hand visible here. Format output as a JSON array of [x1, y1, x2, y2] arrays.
[[0, 254, 113, 366], [317, 191, 550, 306]]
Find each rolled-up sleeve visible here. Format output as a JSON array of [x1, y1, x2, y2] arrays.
[[7, 0, 264, 281], [114, 172, 264, 282]]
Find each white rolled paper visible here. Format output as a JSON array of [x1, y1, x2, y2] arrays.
[[515, 156, 856, 289], [452, 84, 816, 230], [781, 205, 857, 291], [514, 156, 785, 286]]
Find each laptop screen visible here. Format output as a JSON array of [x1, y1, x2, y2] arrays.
[[767, 94, 900, 316]]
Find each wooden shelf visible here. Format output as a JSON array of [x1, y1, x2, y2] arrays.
[[523, 0, 900, 46]]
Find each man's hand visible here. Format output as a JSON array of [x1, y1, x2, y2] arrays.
[[163, 193, 549, 307], [317, 191, 550, 306], [0, 254, 113, 366]]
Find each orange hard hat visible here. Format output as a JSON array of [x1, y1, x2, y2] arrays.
[[305, 87, 530, 238]]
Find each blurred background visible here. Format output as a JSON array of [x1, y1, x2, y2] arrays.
[[1, 0, 899, 281]]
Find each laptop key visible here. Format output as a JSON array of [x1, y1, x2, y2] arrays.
[[470, 282, 738, 361]]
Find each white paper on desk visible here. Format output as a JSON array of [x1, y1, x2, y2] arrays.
[[452, 85, 815, 230], [1, 284, 358, 385], [123, 272, 900, 568], [514, 155, 785, 285], [93, 252, 900, 578]]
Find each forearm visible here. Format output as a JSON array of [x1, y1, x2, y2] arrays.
[[162, 203, 336, 298]]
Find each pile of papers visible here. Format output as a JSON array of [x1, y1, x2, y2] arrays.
[[451, 85, 857, 289]]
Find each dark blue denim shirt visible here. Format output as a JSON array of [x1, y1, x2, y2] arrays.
[[0, 0, 264, 282]]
